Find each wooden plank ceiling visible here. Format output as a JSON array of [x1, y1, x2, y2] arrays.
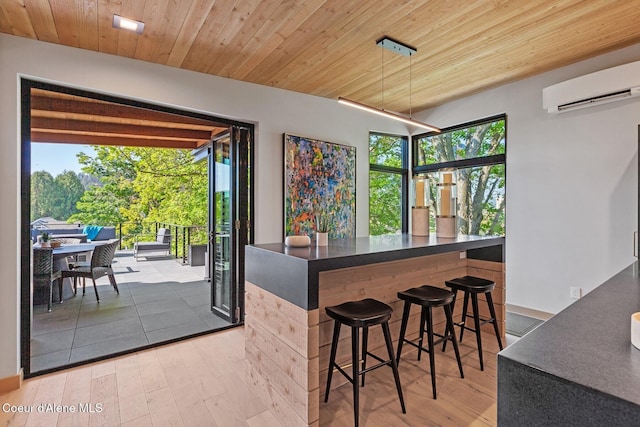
[[3, 0, 640, 141]]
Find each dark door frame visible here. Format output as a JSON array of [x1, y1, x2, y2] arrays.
[[207, 127, 252, 323], [20, 78, 255, 377]]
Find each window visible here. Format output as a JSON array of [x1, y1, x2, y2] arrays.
[[369, 133, 408, 235], [412, 115, 506, 236]]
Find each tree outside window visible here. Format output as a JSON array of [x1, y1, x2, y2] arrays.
[[413, 116, 506, 236], [369, 133, 408, 235]]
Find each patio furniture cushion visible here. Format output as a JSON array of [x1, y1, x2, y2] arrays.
[[82, 225, 103, 240], [79, 225, 116, 241], [133, 228, 172, 260], [93, 227, 116, 241], [156, 228, 171, 243]]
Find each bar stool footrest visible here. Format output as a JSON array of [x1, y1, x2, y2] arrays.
[[401, 331, 455, 356], [455, 316, 496, 333], [332, 364, 355, 385], [330, 350, 392, 384]]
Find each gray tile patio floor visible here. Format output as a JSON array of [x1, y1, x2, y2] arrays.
[[30, 250, 233, 373]]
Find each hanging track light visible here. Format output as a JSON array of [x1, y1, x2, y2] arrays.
[[339, 36, 440, 133], [337, 98, 440, 131]]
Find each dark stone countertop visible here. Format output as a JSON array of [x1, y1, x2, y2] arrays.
[[250, 234, 504, 270], [246, 234, 504, 310], [498, 261, 640, 420]]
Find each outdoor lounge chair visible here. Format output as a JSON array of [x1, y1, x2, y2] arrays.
[[133, 227, 172, 260]]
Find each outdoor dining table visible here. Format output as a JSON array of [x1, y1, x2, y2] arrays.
[[32, 241, 115, 307], [51, 242, 100, 260]]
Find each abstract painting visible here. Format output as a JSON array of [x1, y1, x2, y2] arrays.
[[284, 134, 356, 238]]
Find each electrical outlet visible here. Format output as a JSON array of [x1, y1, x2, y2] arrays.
[[459, 251, 467, 259], [570, 287, 582, 299]]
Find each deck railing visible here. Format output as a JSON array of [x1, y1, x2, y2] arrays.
[[154, 222, 207, 264], [31, 221, 207, 264]]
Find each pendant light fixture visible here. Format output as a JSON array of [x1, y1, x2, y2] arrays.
[[338, 36, 440, 133]]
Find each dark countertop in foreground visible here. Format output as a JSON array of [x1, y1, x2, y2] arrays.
[[246, 234, 504, 310], [498, 261, 640, 426]]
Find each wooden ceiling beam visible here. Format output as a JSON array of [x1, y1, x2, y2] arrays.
[[31, 131, 201, 149], [31, 109, 224, 132], [30, 117, 214, 140], [30, 95, 222, 128], [34, 128, 203, 143]]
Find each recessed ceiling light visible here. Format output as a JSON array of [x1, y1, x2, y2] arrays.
[[112, 15, 144, 34]]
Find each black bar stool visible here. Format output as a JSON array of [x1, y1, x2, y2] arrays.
[[396, 285, 464, 399], [324, 298, 406, 427], [443, 275, 503, 371]]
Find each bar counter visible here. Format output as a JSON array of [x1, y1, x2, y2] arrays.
[[498, 261, 640, 426], [245, 234, 505, 427]]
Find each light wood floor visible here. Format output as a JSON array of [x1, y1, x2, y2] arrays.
[[0, 326, 503, 426]]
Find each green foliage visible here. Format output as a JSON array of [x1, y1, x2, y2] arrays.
[[315, 212, 331, 233], [369, 171, 402, 235], [69, 184, 128, 225], [369, 134, 404, 168], [368, 120, 506, 237], [130, 148, 207, 227], [52, 171, 85, 219], [369, 134, 405, 235], [31, 171, 57, 220], [417, 119, 506, 236], [30, 170, 84, 221], [68, 146, 207, 246], [417, 121, 505, 165]]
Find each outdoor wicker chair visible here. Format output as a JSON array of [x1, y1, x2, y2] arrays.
[[62, 240, 120, 302], [52, 237, 87, 265], [33, 248, 62, 312]]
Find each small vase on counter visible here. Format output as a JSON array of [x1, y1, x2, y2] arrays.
[[316, 232, 328, 247], [315, 212, 330, 247]]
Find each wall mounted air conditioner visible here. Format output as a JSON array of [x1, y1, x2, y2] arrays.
[[543, 60, 640, 113]]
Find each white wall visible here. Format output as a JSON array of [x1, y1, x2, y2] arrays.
[[417, 44, 640, 315], [0, 33, 408, 379]]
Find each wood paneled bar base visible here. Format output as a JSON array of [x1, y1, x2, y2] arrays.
[[245, 234, 505, 426]]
